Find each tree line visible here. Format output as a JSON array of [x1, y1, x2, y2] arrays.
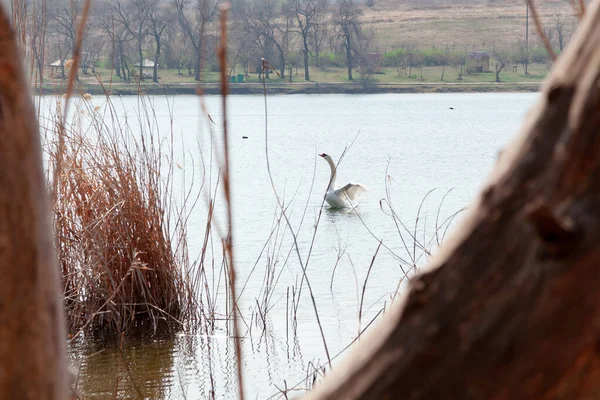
[[17, 0, 579, 85]]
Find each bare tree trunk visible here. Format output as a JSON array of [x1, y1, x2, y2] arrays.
[[0, 8, 68, 400], [303, 37, 310, 81], [194, 47, 201, 81], [138, 34, 143, 81], [33, 46, 44, 84], [273, 40, 286, 79], [306, 2, 600, 399], [152, 27, 163, 83], [153, 36, 160, 83], [495, 60, 504, 82], [345, 35, 353, 81]]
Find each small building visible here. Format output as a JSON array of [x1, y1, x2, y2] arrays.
[[49, 59, 74, 78], [359, 53, 383, 74], [49, 59, 66, 74], [49, 57, 93, 76], [467, 51, 490, 73]]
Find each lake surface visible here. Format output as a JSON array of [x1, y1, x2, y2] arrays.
[[41, 92, 538, 399]]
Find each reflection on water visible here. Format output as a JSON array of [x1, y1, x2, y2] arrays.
[[70, 336, 178, 399], [56, 92, 539, 399], [70, 334, 237, 399], [323, 205, 361, 219], [69, 330, 310, 399]]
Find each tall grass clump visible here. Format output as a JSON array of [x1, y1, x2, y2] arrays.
[[45, 95, 198, 338]]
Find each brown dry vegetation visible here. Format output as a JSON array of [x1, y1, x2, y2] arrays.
[[363, 0, 577, 50], [45, 96, 198, 338]]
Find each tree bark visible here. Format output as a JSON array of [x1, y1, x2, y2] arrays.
[[495, 59, 504, 82], [345, 34, 353, 81], [194, 46, 201, 82], [306, 2, 600, 399], [0, 7, 68, 400], [303, 36, 310, 81], [153, 35, 160, 83], [137, 29, 144, 81]]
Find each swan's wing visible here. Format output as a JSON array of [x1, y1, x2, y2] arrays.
[[337, 182, 367, 201]]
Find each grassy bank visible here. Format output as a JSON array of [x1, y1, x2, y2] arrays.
[[35, 64, 545, 96]]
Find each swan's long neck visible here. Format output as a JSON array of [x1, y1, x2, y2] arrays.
[[325, 156, 337, 190]]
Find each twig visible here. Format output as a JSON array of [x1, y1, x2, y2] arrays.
[[265, 307, 385, 400], [62, 0, 91, 122], [217, 4, 245, 400], [358, 240, 382, 333]]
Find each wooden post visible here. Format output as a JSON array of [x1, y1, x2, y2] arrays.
[[306, 1, 600, 399], [0, 4, 68, 400]]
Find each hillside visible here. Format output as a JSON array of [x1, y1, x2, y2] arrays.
[[362, 0, 579, 52]]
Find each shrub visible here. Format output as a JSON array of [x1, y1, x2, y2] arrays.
[[318, 52, 345, 68], [383, 48, 406, 67]]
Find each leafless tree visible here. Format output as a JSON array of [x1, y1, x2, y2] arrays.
[[173, 0, 221, 81], [98, 6, 132, 81], [493, 45, 506, 82], [148, 0, 173, 82], [290, 0, 326, 81], [95, 0, 133, 81], [334, 0, 362, 81], [516, 37, 530, 75], [169, 29, 194, 76], [450, 49, 466, 80], [241, 0, 287, 79], [551, 10, 577, 52], [310, 10, 328, 68], [439, 47, 449, 81], [27, 0, 49, 84], [81, 34, 104, 75], [49, 0, 91, 80], [112, 0, 151, 81]]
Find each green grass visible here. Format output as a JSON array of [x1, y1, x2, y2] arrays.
[[41, 62, 548, 93]]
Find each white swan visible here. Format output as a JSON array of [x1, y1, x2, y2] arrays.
[[319, 153, 367, 208]]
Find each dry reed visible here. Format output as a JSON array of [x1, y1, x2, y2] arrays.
[[45, 95, 198, 338]]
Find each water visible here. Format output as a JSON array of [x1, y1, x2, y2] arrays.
[[46, 92, 538, 399]]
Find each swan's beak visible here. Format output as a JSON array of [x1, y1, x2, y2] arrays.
[[318, 153, 326, 158]]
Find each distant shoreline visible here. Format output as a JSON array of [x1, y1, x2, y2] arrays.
[[33, 81, 542, 96]]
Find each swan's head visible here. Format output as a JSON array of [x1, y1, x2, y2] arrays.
[[319, 153, 334, 163]]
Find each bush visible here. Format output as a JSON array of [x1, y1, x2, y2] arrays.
[[421, 48, 448, 67], [383, 48, 406, 67], [530, 47, 552, 64], [318, 52, 345, 68]]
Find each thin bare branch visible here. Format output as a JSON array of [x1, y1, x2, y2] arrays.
[[527, 0, 557, 61]]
